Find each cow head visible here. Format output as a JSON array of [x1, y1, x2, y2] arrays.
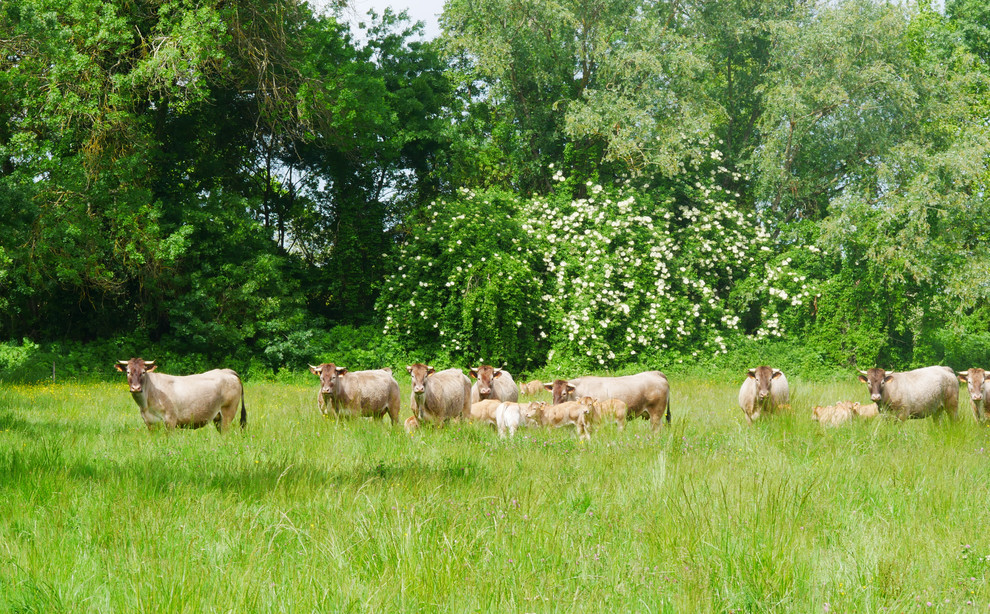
[[545, 379, 576, 405], [406, 364, 435, 414], [309, 363, 347, 397], [469, 364, 503, 399], [958, 368, 987, 404], [115, 358, 156, 393], [746, 366, 783, 403], [524, 401, 547, 426], [858, 368, 893, 403]]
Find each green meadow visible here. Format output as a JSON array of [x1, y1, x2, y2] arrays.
[[2, 376, 990, 612]]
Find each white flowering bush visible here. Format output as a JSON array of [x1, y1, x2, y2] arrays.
[[377, 163, 818, 370]]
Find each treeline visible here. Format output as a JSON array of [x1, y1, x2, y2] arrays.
[[1, 0, 989, 380]]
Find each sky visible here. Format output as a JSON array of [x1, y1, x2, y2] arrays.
[[315, 0, 446, 40]]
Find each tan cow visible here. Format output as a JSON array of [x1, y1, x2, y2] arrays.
[[738, 366, 790, 423], [546, 371, 670, 430], [404, 414, 420, 434], [521, 380, 545, 396], [469, 365, 519, 404], [407, 364, 472, 423], [812, 401, 879, 427], [578, 396, 629, 430], [530, 401, 591, 440], [495, 401, 543, 438], [957, 368, 990, 422], [470, 399, 503, 427], [309, 364, 401, 425], [115, 358, 245, 432], [858, 366, 958, 421]]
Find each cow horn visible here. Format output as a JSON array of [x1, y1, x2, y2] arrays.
[[144, 360, 155, 365], [118, 360, 129, 365], [958, 370, 968, 377], [858, 369, 869, 376]]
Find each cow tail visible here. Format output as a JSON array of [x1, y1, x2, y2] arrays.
[[239, 386, 247, 429], [665, 395, 671, 425]]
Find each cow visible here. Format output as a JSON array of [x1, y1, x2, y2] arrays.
[[404, 414, 420, 434], [469, 365, 519, 404], [521, 380, 545, 396], [578, 396, 629, 430], [406, 364, 472, 423], [469, 399, 503, 427], [811, 401, 879, 427], [858, 366, 959, 421], [738, 366, 790, 423], [495, 401, 543, 438], [957, 368, 990, 422], [530, 401, 591, 440], [308, 364, 401, 425], [115, 358, 245, 432], [545, 371, 670, 431]]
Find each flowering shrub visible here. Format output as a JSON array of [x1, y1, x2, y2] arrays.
[[377, 163, 818, 370]]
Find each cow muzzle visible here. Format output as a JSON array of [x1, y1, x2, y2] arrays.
[[413, 385, 425, 394], [480, 387, 492, 396], [871, 393, 881, 402], [130, 385, 142, 393]]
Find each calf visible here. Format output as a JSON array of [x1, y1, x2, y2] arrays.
[[738, 366, 790, 424], [858, 366, 958, 421], [469, 365, 519, 403], [115, 358, 245, 432], [309, 364, 401, 425], [546, 371, 670, 430], [470, 399, 503, 427], [811, 401, 879, 427], [521, 380, 545, 396], [958, 368, 990, 422], [531, 401, 591, 440], [407, 364, 472, 423], [578, 396, 629, 430], [495, 401, 543, 438]]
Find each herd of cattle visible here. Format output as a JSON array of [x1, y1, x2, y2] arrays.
[[113, 358, 990, 436]]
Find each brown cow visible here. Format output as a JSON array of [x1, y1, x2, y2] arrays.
[[469, 365, 519, 404], [521, 380, 545, 396], [309, 364, 401, 425], [530, 401, 591, 440], [578, 396, 629, 430], [406, 364, 472, 423], [957, 368, 990, 422], [545, 371, 670, 430], [858, 366, 958, 421], [738, 366, 790, 424], [115, 358, 245, 432]]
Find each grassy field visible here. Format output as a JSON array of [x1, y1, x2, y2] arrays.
[[2, 375, 990, 612]]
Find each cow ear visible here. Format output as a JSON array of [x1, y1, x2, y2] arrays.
[[115, 363, 126, 372], [309, 365, 321, 375], [567, 384, 576, 393], [747, 369, 756, 379], [469, 368, 479, 379], [336, 367, 348, 375], [771, 370, 783, 379], [959, 372, 969, 382], [145, 364, 157, 372], [427, 366, 435, 376], [543, 382, 553, 391], [406, 365, 414, 374], [857, 374, 868, 383], [883, 374, 894, 383], [492, 369, 502, 378]]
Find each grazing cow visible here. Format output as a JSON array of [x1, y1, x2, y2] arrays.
[[308, 364, 401, 425], [470, 399, 503, 427], [957, 368, 990, 422], [469, 365, 519, 404], [531, 401, 591, 440], [495, 401, 543, 438], [406, 364, 472, 423], [521, 380, 545, 396], [578, 396, 629, 430], [545, 371, 670, 431], [858, 366, 958, 421], [738, 366, 790, 424], [115, 358, 245, 432], [812, 401, 879, 427]]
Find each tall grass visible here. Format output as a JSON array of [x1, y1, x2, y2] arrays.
[[1, 376, 989, 612]]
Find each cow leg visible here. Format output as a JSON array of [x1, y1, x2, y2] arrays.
[[973, 402, 983, 423], [649, 410, 664, 432], [387, 405, 400, 426], [213, 413, 222, 432]]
